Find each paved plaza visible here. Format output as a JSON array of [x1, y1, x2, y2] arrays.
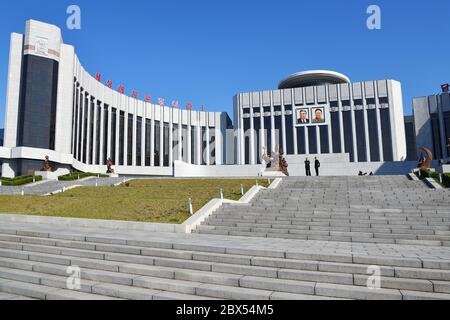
[[0, 176, 449, 300]]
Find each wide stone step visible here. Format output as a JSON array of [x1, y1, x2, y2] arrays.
[[0, 278, 120, 300]]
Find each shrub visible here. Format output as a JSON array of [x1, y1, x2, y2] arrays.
[[0, 175, 42, 186], [442, 173, 450, 188], [58, 172, 108, 181]]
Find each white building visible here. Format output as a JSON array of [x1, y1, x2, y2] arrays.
[[0, 20, 415, 178], [234, 71, 407, 167], [0, 20, 231, 178]]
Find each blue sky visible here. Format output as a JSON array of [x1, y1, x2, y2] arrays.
[[0, 0, 449, 127]]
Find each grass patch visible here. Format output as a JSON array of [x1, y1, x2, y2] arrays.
[[0, 178, 270, 224], [0, 175, 42, 186]]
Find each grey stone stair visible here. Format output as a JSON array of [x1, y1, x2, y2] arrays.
[[197, 176, 450, 245], [0, 229, 450, 299]]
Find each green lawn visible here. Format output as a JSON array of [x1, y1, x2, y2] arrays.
[[0, 179, 270, 224]]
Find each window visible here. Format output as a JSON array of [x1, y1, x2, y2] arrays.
[[355, 110, 367, 162], [244, 118, 250, 164], [119, 111, 125, 165], [367, 109, 380, 161], [136, 116, 142, 166], [154, 121, 160, 166], [320, 126, 329, 154], [89, 99, 95, 164], [111, 108, 117, 163], [103, 105, 109, 164], [331, 111, 341, 153], [145, 119, 151, 166], [285, 106, 294, 155], [380, 108, 393, 161], [297, 127, 306, 154], [343, 111, 354, 162], [308, 126, 317, 154]]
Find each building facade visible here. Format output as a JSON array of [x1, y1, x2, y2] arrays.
[[413, 92, 450, 161], [0, 20, 423, 178], [234, 71, 407, 165], [0, 20, 231, 177]]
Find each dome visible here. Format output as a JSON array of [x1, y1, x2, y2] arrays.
[[278, 70, 351, 89]]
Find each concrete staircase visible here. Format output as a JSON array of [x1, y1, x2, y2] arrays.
[[0, 176, 449, 300], [196, 176, 450, 246], [0, 227, 450, 300]]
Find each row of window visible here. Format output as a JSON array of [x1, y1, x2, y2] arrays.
[[241, 97, 390, 109], [71, 88, 217, 167], [243, 107, 393, 163]]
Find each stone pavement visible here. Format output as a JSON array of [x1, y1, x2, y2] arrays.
[[0, 177, 126, 196], [0, 176, 449, 300]]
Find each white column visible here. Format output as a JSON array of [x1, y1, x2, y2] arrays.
[[86, 98, 92, 164], [115, 108, 120, 165], [214, 113, 222, 165], [374, 85, 384, 161], [99, 102, 105, 165], [132, 105, 137, 167], [169, 108, 174, 166], [150, 105, 155, 166], [281, 93, 287, 154], [141, 108, 146, 166], [349, 86, 358, 162], [326, 86, 333, 154], [249, 94, 255, 165], [123, 110, 128, 166], [337, 89, 345, 154], [304, 125, 309, 154], [292, 89, 298, 155], [160, 106, 164, 167], [259, 92, 265, 161], [239, 95, 245, 164], [80, 93, 86, 163], [205, 121, 210, 166], [196, 114, 202, 165], [106, 105, 112, 160], [3, 33, 23, 150], [178, 110, 183, 161], [75, 88, 82, 160], [92, 99, 98, 165], [270, 92, 276, 153], [316, 126, 321, 154], [362, 86, 371, 162], [187, 111, 192, 164]]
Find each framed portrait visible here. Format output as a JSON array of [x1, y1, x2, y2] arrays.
[[311, 107, 325, 124], [296, 108, 310, 125]]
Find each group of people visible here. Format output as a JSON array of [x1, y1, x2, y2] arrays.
[[304, 157, 321, 176]]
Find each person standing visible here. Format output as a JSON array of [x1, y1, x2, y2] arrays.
[[305, 158, 311, 177], [314, 157, 321, 176]]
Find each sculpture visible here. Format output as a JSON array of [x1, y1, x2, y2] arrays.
[[260, 147, 288, 176], [41, 155, 52, 172], [106, 158, 115, 174], [279, 151, 289, 176], [418, 147, 433, 169]]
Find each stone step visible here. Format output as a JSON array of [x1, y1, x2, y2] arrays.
[[0, 278, 120, 300]]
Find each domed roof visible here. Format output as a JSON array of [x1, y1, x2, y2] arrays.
[[278, 70, 351, 89]]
